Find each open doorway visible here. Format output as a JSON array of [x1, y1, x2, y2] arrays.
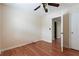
[[54, 21, 57, 40], [52, 17, 61, 52]]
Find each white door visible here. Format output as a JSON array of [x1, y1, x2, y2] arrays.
[[60, 16, 63, 52], [71, 12, 79, 50]]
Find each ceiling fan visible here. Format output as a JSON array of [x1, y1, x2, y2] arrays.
[[34, 3, 60, 13]]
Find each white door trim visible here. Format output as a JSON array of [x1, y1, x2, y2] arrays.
[[52, 16, 63, 52], [61, 15, 63, 52]]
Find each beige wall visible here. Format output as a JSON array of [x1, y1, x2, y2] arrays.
[[63, 13, 69, 48], [1, 4, 43, 50], [0, 5, 1, 53], [0, 4, 3, 53]]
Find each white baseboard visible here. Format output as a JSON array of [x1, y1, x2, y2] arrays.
[[1, 39, 51, 52], [41, 39, 52, 43], [1, 40, 40, 52], [1, 43, 28, 52]]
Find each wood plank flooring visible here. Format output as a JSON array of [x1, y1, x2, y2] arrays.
[[0, 40, 79, 56]]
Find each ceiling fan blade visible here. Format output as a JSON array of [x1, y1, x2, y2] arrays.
[[48, 3, 59, 7], [42, 3, 48, 13], [34, 5, 41, 11]]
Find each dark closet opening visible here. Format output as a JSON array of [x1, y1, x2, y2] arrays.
[[54, 21, 57, 39]]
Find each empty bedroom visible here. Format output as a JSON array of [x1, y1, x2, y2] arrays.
[[0, 3, 79, 56]]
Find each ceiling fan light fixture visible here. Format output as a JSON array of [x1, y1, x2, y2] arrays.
[[34, 3, 60, 13], [45, 8, 48, 13]]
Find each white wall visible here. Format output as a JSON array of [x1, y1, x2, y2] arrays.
[[41, 10, 68, 43], [69, 9, 79, 50], [1, 5, 43, 51], [41, 15, 52, 42], [1, 3, 79, 51], [41, 4, 79, 50]]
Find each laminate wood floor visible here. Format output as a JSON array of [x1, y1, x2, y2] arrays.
[[0, 40, 79, 56]]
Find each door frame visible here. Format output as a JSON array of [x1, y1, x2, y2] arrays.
[[61, 15, 64, 52], [52, 16, 64, 52]]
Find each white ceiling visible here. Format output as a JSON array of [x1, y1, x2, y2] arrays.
[[5, 3, 79, 15]]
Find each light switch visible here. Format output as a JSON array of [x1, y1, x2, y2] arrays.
[[49, 28, 51, 30]]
